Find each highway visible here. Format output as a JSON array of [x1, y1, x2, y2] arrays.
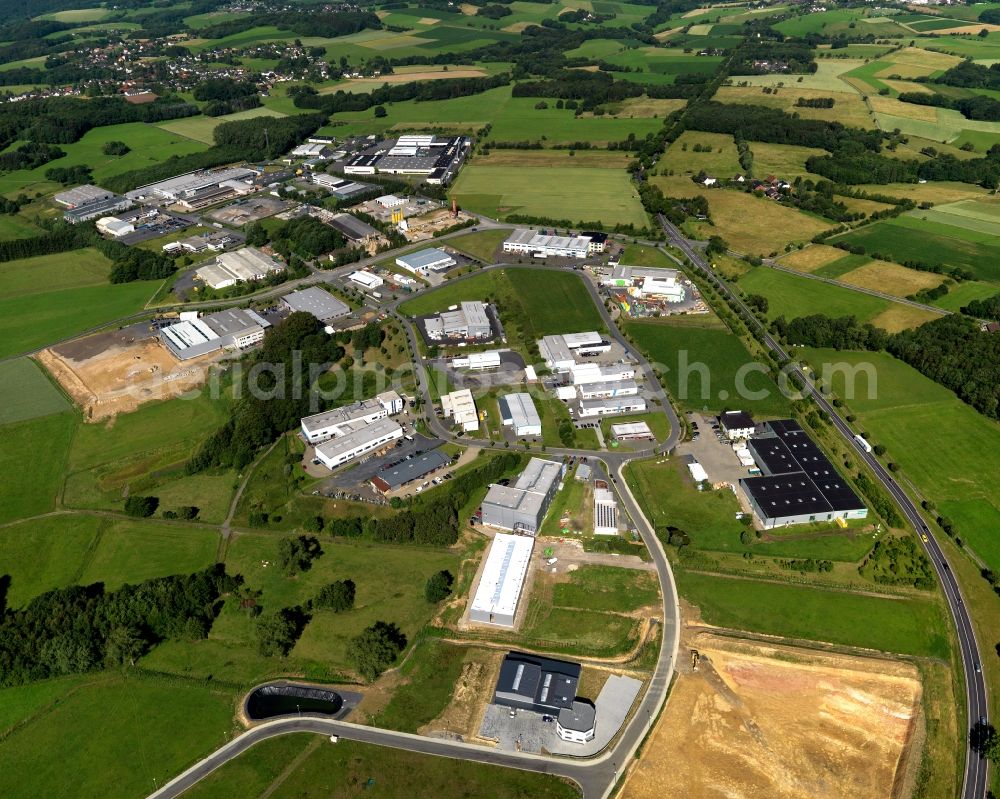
[[659, 214, 989, 799], [149, 260, 684, 799]]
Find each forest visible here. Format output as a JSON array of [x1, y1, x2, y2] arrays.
[[0, 565, 237, 687]]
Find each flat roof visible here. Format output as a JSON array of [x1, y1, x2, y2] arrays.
[[397, 248, 456, 270], [611, 421, 652, 436], [494, 651, 580, 711], [747, 437, 799, 476], [372, 449, 450, 491], [301, 398, 385, 435], [499, 392, 541, 429], [314, 418, 401, 462], [326, 212, 379, 241], [54, 184, 114, 208], [558, 700, 596, 733], [721, 410, 755, 430], [470, 534, 534, 621], [281, 286, 350, 322]]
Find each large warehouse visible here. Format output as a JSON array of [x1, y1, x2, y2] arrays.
[[370, 449, 451, 494], [441, 388, 479, 432], [538, 332, 609, 372], [499, 392, 542, 437], [281, 287, 350, 323], [425, 301, 492, 340], [503, 229, 592, 259], [159, 308, 271, 361], [480, 457, 563, 535], [578, 396, 647, 418], [196, 247, 284, 290], [313, 418, 403, 469], [343, 135, 471, 184], [396, 247, 456, 276], [469, 534, 534, 627], [126, 167, 256, 206], [740, 419, 868, 528], [55, 184, 132, 223], [300, 391, 402, 444]]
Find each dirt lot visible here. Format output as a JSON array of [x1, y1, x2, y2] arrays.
[[620, 630, 922, 799], [38, 332, 215, 421]]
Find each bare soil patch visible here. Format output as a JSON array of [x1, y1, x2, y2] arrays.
[[38, 333, 214, 422], [620, 631, 922, 799]]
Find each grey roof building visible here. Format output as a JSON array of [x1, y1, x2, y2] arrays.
[[325, 212, 380, 241], [159, 308, 271, 361], [499, 392, 542, 437], [493, 652, 581, 714], [371, 449, 451, 493], [281, 287, 350, 323], [396, 247, 456, 274], [481, 457, 563, 535]]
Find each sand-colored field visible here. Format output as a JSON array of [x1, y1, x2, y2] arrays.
[[502, 21, 535, 33], [882, 78, 934, 94], [777, 245, 846, 272], [839, 259, 945, 297], [605, 97, 686, 118], [473, 149, 632, 168], [713, 85, 874, 128], [934, 23, 1000, 35], [654, 26, 683, 40], [889, 46, 963, 71], [869, 304, 943, 333], [621, 632, 923, 799], [852, 181, 991, 204], [869, 95, 940, 121], [38, 336, 213, 422], [655, 177, 831, 256], [417, 17, 440, 24], [838, 195, 895, 216], [356, 68, 486, 83], [751, 141, 826, 179]]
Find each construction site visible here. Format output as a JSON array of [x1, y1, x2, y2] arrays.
[[36, 324, 216, 421], [620, 626, 927, 799], [206, 196, 294, 226]]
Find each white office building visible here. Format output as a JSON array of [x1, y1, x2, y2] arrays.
[[593, 488, 618, 535], [313, 417, 403, 469], [578, 397, 647, 418], [300, 391, 403, 444], [499, 392, 542, 437], [503, 229, 592, 259], [468, 533, 534, 627], [538, 332, 609, 372], [611, 421, 653, 441], [96, 217, 134, 238], [578, 380, 639, 400], [396, 247, 456, 275], [570, 363, 636, 386], [452, 350, 502, 371], [442, 388, 479, 432], [425, 301, 491, 340]]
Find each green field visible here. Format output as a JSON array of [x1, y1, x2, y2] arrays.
[[400, 267, 605, 354], [450, 164, 647, 227], [625, 317, 791, 416], [0, 674, 237, 799], [0, 357, 69, 424], [832, 216, 1000, 283], [738, 266, 891, 321], [675, 569, 949, 658], [0, 412, 76, 524], [0, 124, 207, 197], [552, 564, 660, 612], [660, 131, 741, 177], [446, 228, 509, 261], [180, 732, 580, 799], [157, 107, 287, 144], [804, 347, 1000, 572]]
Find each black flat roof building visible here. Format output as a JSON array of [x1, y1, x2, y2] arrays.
[[741, 419, 867, 528], [370, 449, 450, 493], [493, 652, 580, 713]]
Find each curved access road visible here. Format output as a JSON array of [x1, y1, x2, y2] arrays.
[[660, 214, 988, 799], [149, 262, 682, 799]]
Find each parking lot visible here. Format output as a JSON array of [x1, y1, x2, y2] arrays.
[[117, 209, 194, 245], [675, 412, 753, 486], [319, 433, 444, 489]]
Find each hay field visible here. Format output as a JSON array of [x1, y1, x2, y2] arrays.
[[713, 85, 874, 128], [869, 304, 943, 333], [729, 59, 864, 91], [777, 245, 849, 272], [750, 141, 826, 179], [661, 131, 741, 177], [838, 259, 946, 296]]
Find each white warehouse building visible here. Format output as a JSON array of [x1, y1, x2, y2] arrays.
[[313, 418, 403, 469], [594, 487, 618, 535], [442, 388, 479, 432], [300, 390, 403, 444], [468, 533, 534, 627], [503, 229, 592, 259], [499, 392, 542, 437], [196, 247, 284, 290], [348, 270, 383, 290], [578, 397, 647, 418], [396, 247, 456, 276]]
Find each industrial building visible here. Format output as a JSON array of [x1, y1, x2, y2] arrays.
[[593, 487, 618, 535], [370, 449, 451, 494], [291, 142, 330, 159], [195, 247, 285, 290], [441, 388, 479, 432], [125, 167, 257, 208], [313, 417, 403, 469], [451, 350, 502, 371], [570, 363, 636, 386], [280, 287, 350, 323], [499, 393, 542, 437], [55, 184, 132, 224], [720, 409, 756, 440], [578, 397, 647, 418], [343, 135, 471, 184], [502, 229, 592, 259], [492, 652, 581, 714], [311, 173, 372, 199], [162, 230, 236, 254], [324, 212, 380, 243], [348, 270, 383, 290], [300, 391, 402, 444], [602, 265, 685, 302], [159, 308, 271, 361], [611, 421, 653, 441], [538, 332, 609, 372], [425, 301, 492, 340], [557, 701, 597, 744], [581, 230, 608, 253], [396, 248, 456, 276], [96, 216, 134, 238], [578, 380, 639, 400], [469, 534, 534, 627], [740, 419, 868, 529], [480, 458, 563, 535]]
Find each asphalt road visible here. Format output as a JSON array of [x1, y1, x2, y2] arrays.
[[660, 214, 989, 799], [148, 257, 683, 799]]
